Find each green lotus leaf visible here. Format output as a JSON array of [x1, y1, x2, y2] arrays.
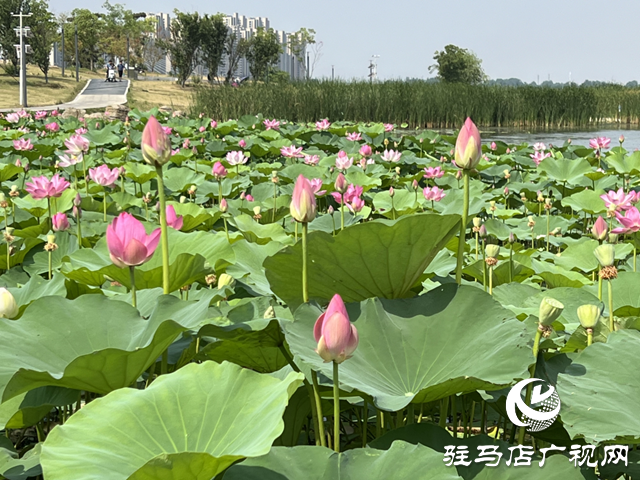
[[265, 213, 460, 306], [0, 386, 79, 429], [224, 442, 461, 480], [538, 157, 592, 184], [226, 240, 283, 296], [285, 285, 532, 411], [231, 214, 294, 245], [40, 362, 303, 480], [606, 151, 640, 175], [373, 189, 419, 218], [0, 443, 42, 480], [561, 190, 606, 214]]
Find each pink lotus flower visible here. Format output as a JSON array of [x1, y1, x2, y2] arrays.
[[314, 294, 358, 363], [281, 145, 304, 158], [226, 151, 247, 165], [333, 183, 364, 206], [613, 207, 640, 234], [349, 196, 365, 212], [335, 151, 353, 170], [423, 186, 446, 202], [64, 134, 90, 156], [315, 119, 331, 131], [45, 122, 59, 132], [346, 132, 362, 141], [263, 119, 280, 130], [384, 123, 394, 132], [309, 178, 326, 196], [58, 153, 82, 168], [531, 151, 551, 166], [198, 126, 205, 133], [533, 142, 546, 151], [142, 116, 172, 166], [171, 148, 179, 156], [182, 139, 190, 149], [453, 118, 481, 170], [75, 127, 88, 135], [304, 154, 320, 165], [601, 188, 634, 212], [290, 174, 317, 223], [213, 161, 227, 179], [335, 173, 348, 193], [25, 174, 69, 199], [423, 166, 444, 179], [220, 198, 228, 212], [490, 142, 497, 151], [619, 135, 625, 144], [239, 139, 247, 148], [381, 149, 402, 162], [6, 113, 20, 124], [52, 212, 70, 232], [161, 126, 172, 135], [106, 212, 161, 268], [35, 111, 48, 120], [630, 191, 640, 204], [13, 138, 33, 151], [359, 145, 372, 157], [210, 120, 218, 129], [589, 137, 611, 150], [89, 164, 120, 187], [592, 216, 608, 240], [245, 194, 254, 202], [50, 109, 59, 117], [166, 205, 183, 230]]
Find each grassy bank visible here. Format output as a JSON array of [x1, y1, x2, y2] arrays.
[[128, 78, 193, 112], [192, 80, 640, 128]]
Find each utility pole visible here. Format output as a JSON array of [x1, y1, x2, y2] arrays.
[[331, 65, 334, 81], [75, 23, 79, 82], [12, 8, 32, 108], [61, 25, 65, 76], [126, 33, 130, 77], [368, 55, 379, 83]]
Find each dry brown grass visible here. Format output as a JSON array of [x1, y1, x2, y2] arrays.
[[0, 65, 104, 109], [128, 78, 194, 112]]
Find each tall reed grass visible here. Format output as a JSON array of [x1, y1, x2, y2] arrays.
[[191, 80, 640, 128]]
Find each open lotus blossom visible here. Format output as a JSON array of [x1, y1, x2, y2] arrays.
[[348, 196, 365, 213], [381, 149, 402, 162], [304, 154, 320, 165], [423, 166, 444, 179], [531, 150, 551, 166], [384, 123, 394, 132], [13, 138, 33, 151], [613, 207, 640, 234], [213, 161, 227, 179], [25, 174, 69, 199], [161, 126, 172, 135], [58, 153, 82, 168], [601, 188, 634, 211], [52, 212, 70, 232], [75, 127, 88, 135], [45, 122, 59, 132], [290, 174, 317, 223], [226, 150, 248, 165], [335, 151, 353, 170], [332, 183, 363, 205], [423, 186, 446, 202], [346, 132, 362, 141], [281, 145, 304, 158], [6, 113, 20, 123], [359, 144, 372, 156], [358, 158, 375, 169], [630, 191, 640, 204], [589, 137, 611, 150], [314, 294, 359, 364], [533, 142, 546, 151], [106, 212, 161, 268], [17, 110, 29, 118], [315, 119, 331, 131], [166, 205, 184, 230], [64, 134, 90, 155], [35, 111, 48, 120], [309, 178, 326, 196], [89, 165, 121, 187], [263, 119, 280, 130]]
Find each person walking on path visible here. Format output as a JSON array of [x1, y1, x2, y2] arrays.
[[117, 60, 125, 82], [105, 60, 114, 81]]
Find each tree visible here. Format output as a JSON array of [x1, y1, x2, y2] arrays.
[[100, 1, 153, 66], [0, 0, 28, 72], [288, 27, 315, 80], [28, 0, 57, 82], [429, 44, 486, 84], [199, 13, 227, 84], [63, 9, 105, 70], [142, 34, 165, 74], [245, 27, 281, 83], [159, 10, 202, 87], [223, 30, 249, 84]]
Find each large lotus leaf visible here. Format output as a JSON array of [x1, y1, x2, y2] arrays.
[[40, 362, 303, 480], [556, 330, 640, 443], [0, 293, 215, 401], [373, 189, 419, 218], [561, 190, 606, 214], [0, 443, 42, 480], [223, 442, 461, 480], [0, 386, 79, 429], [226, 239, 283, 296], [594, 272, 640, 316], [231, 214, 294, 245], [285, 285, 532, 411], [530, 259, 591, 288], [265, 213, 460, 306], [606, 151, 640, 175], [7, 273, 67, 316], [538, 157, 592, 184]]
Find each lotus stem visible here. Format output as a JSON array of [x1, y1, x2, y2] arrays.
[[489, 265, 494, 295], [509, 246, 513, 283], [155, 165, 170, 295], [598, 269, 603, 300], [302, 222, 308, 303], [587, 328, 593, 346], [103, 189, 107, 222], [311, 370, 327, 447], [451, 394, 457, 438], [340, 194, 345, 231], [439, 396, 449, 429], [333, 361, 340, 452], [406, 403, 415, 425], [455, 170, 469, 284], [391, 195, 396, 220], [546, 208, 550, 252], [362, 399, 368, 447], [475, 232, 479, 261], [76, 215, 82, 247], [608, 280, 614, 333], [294, 221, 298, 243], [218, 179, 223, 206], [47, 198, 52, 231], [634, 246, 637, 272], [469, 401, 476, 437], [272, 182, 277, 222], [73, 164, 78, 191], [223, 217, 230, 242], [129, 266, 137, 309], [161, 350, 168, 375], [82, 156, 89, 195], [48, 250, 52, 280], [482, 240, 487, 292]]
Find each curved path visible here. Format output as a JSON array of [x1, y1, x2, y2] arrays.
[[1, 79, 129, 112]]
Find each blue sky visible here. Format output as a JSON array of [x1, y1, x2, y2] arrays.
[[48, 0, 640, 84]]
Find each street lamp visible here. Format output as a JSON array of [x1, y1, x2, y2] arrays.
[[11, 8, 33, 107], [368, 55, 379, 83]]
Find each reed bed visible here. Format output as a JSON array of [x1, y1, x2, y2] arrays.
[[192, 80, 640, 128]]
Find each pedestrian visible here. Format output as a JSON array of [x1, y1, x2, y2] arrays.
[[117, 60, 125, 82], [105, 60, 114, 82]]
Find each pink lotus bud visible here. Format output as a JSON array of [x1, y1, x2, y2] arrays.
[[73, 205, 81, 219], [213, 161, 227, 179], [508, 232, 515, 244], [290, 175, 317, 223], [141, 116, 172, 166], [240, 191, 246, 200], [166, 205, 184, 230], [389, 186, 395, 197], [359, 144, 372, 157], [504, 187, 509, 196], [246, 194, 254, 202], [328, 205, 334, 214], [220, 198, 228, 213], [199, 126, 205, 133], [490, 142, 497, 151], [106, 212, 161, 268], [335, 173, 348, 194], [73, 193, 82, 207], [592, 216, 608, 240], [454, 118, 482, 170], [455, 170, 462, 180], [52, 212, 70, 232], [620, 135, 625, 144], [15, 159, 21, 168], [239, 139, 247, 148], [314, 294, 359, 364], [210, 120, 218, 129], [479, 224, 487, 238]]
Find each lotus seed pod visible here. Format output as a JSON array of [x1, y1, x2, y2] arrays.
[[594, 244, 615, 268], [485, 244, 500, 259], [0, 288, 18, 319], [218, 273, 236, 288], [539, 297, 564, 326], [253, 206, 261, 216], [473, 217, 482, 228], [577, 304, 601, 330], [47, 233, 56, 244]]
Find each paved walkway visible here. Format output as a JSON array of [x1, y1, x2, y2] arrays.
[[1, 79, 129, 112]]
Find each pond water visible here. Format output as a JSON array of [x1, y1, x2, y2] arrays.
[[481, 126, 640, 149]]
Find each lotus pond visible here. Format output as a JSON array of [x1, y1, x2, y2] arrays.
[[0, 111, 638, 480]]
